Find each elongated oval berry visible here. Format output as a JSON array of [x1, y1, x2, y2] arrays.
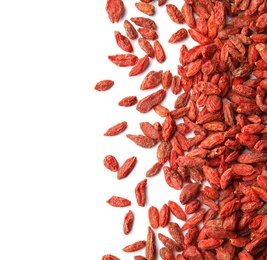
[[167, 222, 184, 246], [108, 54, 138, 67], [154, 40, 166, 63], [168, 28, 188, 43], [123, 210, 134, 235], [231, 164, 254, 176], [199, 132, 225, 149], [106, 0, 124, 23], [202, 165, 220, 189], [140, 121, 162, 141], [162, 70, 172, 90], [145, 227, 156, 260], [135, 179, 147, 207], [157, 141, 172, 164], [138, 27, 158, 40], [166, 4, 185, 24], [130, 17, 157, 29], [106, 196, 131, 207], [146, 162, 163, 177], [148, 206, 159, 228], [188, 28, 212, 45], [198, 238, 223, 250], [159, 204, 170, 228], [127, 134, 157, 148], [140, 70, 163, 90], [135, 2, 155, 16], [181, 208, 206, 231], [252, 186, 267, 202], [114, 31, 133, 53], [138, 38, 154, 58], [158, 233, 183, 252], [124, 19, 138, 40], [168, 200, 186, 221], [123, 240, 146, 252], [104, 121, 127, 136], [180, 183, 201, 205], [181, 3, 196, 28], [95, 80, 114, 91], [129, 55, 150, 77], [118, 96, 138, 107], [103, 155, 119, 172], [237, 152, 267, 164], [117, 156, 137, 180], [136, 89, 166, 113]]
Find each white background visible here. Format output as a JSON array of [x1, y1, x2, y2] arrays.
[[0, 1, 197, 259]]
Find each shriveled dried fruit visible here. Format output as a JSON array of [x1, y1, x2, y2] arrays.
[[136, 89, 166, 113], [148, 206, 159, 228], [185, 200, 200, 215], [138, 27, 158, 40], [252, 186, 267, 202], [127, 134, 157, 148], [135, 2, 155, 16], [157, 141, 172, 164], [162, 70, 172, 90], [123, 19, 138, 40], [140, 121, 162, 141], [158, 233, 183, 252], [154, 40, 166, 63], [181, 208, 206, 231], [198, 238, 223, 250], [108, 54, 138, 67], [159, 203, 170, 228], [103, 155, 119, 172], [114, 31, 133, 53], [106, 196, 131, 207], [167, 222, 184, 246], [117, 156, 137, 180], [138, 38, 154, 58], [145, 226, 156, 260], [146, 162, 163, 177], [129, 55, 150, 77], [118, 96, 137, 106], [140, 70, 163, 90], [169, 28, 188, 43], [123, 240, 146, 252], [181, 3, 196, 29], [135, 179, 147, 207], [180, 183, 201, 204], [199, 132, 225, 149], [164, 167, 183, 190], [104, 121, 127, 136], [123, 210, 134, 235], [95, 80, 114, 91], [168, 200, 186, 221], [130, 17, 157, 29], [166, 4, 185, 24], [106, 0, 124, 23]]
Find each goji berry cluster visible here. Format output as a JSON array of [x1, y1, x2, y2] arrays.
[[96, 0, 267, 259]]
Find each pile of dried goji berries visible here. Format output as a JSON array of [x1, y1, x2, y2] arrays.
[[96, 0, 267, 259]]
